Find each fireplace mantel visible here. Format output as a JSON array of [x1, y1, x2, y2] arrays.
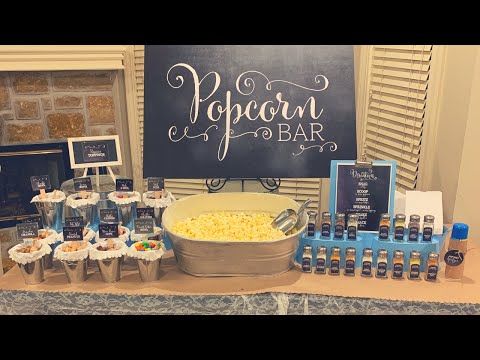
[[0, 45, 143, 191]]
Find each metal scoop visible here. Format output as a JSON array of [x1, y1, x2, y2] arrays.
[[271, 199, 312, 234]]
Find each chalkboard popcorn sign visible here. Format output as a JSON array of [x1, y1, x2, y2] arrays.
[[116, 179, 133, 192], [67, 135, 122, 169], [99, 208, 119, 223], [144, 45, 357, 178], [136, 207, 155, 219], [99, 223, 119, 239], [63, 226, 84, 241], [134, 218, 155, 234], [82, 142, 108, 163], [73, 177, 93, 192], [30, 175, 51, 191], [64, 217, 85, 228], [17, 222, 39, 240], [147, 177, 164, 192]]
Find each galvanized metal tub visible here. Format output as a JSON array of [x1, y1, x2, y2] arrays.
[[162, 192, 307, 277]]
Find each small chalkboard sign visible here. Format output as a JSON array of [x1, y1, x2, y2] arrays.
[[98, 223, 119, 239], [64, 216, 84, 228], [329, 160, 396, 232], [136, 207, 155, 219], [147, 177, 164, 192], [134, 218, 154, 234], [17, 222, 39, 240], [22, 216, 43, 229], [73, 177, 93, 192], [30, 175, 51, 191], [116, 179, 133, 192], [99, 208, 119, 223], [63, 226, 84, 241], [67, 135, 122, 169]]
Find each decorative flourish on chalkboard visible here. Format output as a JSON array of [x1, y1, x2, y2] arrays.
[[229, 127, 273, 140], [236, 70, 329, 96], [292, 142, 338, 157], [169, 124, 218, 142]]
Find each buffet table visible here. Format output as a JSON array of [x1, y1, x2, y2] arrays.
[[1, 234, 480, 315]]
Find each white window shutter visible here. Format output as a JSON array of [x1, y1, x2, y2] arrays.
[[278, 178, 320, 212], [363, 45, 432, 191]]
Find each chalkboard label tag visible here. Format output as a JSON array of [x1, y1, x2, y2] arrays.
[[17, 222, 39, 240], [99, 223, 119, 239], [408, 227, 419, 242], [394, 226, 405, 241], [347, 226, 357, 240], [345, 259, 355, 275], [409, 264, 420, 279], [376, 262, 387, 278], [422, 227, 433, 242], [63, 226, 84, 241], [444, 250, 464, 267], [82, 142, 108, 163], [116, 179, 133, 192], [361, 261, 372, 276], [321, 223, 331, 237], [426, 265, 438, 281], [392, 263, 404, 279], [136, 207, 155, 219], [23, 216, 43, 229], [64, 217, 84, 228], [147, 177, 164, 192], [30, 175, 51, 191], [99, 208, 119, 223], [73, 177, 93, 192], [330, 259, 340, 275], [301, 257, 312, 272], [379, 225, 389, 240], [315, 258, 326, 274], [334, 225, 344, 239], [134, 218, 155, 234]]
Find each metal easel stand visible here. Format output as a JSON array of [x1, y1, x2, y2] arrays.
[[205, 178, 281, 193], [82, 166, 117, 189]]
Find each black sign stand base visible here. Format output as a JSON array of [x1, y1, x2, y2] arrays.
[[205, 178, 281, 193]]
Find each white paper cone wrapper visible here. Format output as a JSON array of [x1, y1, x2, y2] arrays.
[[8, 242, 52, 265], [142, 191, 176, 208], [130, 226, 163, 242], [38, 229, 59, 245], [54, 241, 92, 261], [108, 191, 141, 205], [127, 240, 165, 261], [89, 239, 128, 260], [66, 192, 100, 209], [56, 228, 95, 243], [95, 226, 130, 243], [31, 190, 66, 203]]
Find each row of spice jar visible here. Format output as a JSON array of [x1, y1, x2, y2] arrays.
[[301, 245, 439, 281], [306, 211, 436, 242]]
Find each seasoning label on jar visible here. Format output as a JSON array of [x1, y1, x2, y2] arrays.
[[409, 264, 420, 279], [426, 265, 438, 281], [330, 259, 340, 274], [361, 261, 372, 276], [422, 227, 433, 241], [334, 225, 344, 239], [347, 226, 357, 240], [444, 250, 464, 266], [379, 225, 389, 240], [394, 226, 405, 241], [408, 227, 419, 241], [307, 223, 315, 237], [345, 260, 355, 275], [392, 263, 404, 278], [376, 262, 387, 277], [321, 223, 331, 237], [302, 258, 312, 272], [316, 258, 326, 274]]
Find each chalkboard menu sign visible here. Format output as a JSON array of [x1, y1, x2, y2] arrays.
[[144, 45, 357, 178], [99, 208, 119, 223], [73, 177, 93, 192], [30, 175, 51, 191], [17, 222, 39, 240], [63, 227, 84, 241], [116, 179, 133, 192], [98, 223, 119, 239], [136, 207, 155, 219], [64, 217, 84, 228], [67, 135, 122, 169], [147, 177, 164, 191], [329, 160, 396, 232], [134, 218, 155, 234]]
